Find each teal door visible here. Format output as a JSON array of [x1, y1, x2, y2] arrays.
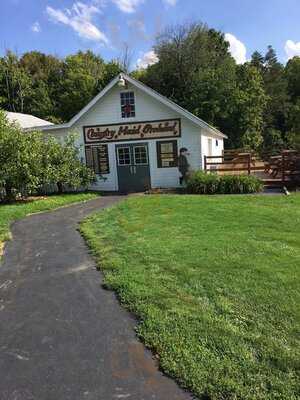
[[116, 143, 151, 193]]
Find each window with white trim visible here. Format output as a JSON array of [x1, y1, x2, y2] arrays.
[[120, 91, 135, 118], [134, 145, 148, 165], [157, 140, 178, 168], [117, 147, 131, 165]]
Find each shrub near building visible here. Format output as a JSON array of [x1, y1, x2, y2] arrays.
[[0, 111, 95, 202], [186, 171, 263, 194]]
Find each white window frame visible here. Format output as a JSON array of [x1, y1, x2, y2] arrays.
[[117, 146, 131, 166], [120, 90, 136, 119], [133, 145, 148, 166]]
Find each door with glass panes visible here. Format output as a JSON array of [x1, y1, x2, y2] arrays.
[[116, 143, 151, 193]]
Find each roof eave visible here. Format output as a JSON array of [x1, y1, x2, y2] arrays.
[[24, 123, 70, 132]]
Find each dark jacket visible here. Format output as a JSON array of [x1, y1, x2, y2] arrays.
[[178, 154, 189, 176]]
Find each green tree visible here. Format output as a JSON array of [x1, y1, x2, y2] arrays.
[[136, 22, 271, 150], [0, 51, 33, 113], [264, 45, 277, 66], [263, 46, 289, 130], [0, 50, 123, 123], [41, 133, 95, 193], [230, 64, 267, 150], [250, 51, 264, 71], [0, 111, 95, 201], [285, 57, 300, 149], [262, 47, 290, 150], [138, 22, 237, 140], [19, 51, 63, 121], [58, 51, 107, 121], [103, 61, 123, 84], [0, 110, 44, 201], [285, 57, 300, 101], [250, 46, 291, 152]]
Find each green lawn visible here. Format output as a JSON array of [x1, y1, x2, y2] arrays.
[[0, 192, 99, 254], [81, 194, 300, 400]]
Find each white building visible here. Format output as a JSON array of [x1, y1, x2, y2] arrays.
[[30, 74, 226, 192]]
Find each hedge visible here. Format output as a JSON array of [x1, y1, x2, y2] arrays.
[[186, 171, 264, 194]]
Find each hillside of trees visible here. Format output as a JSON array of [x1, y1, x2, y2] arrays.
[[0, 22, 299, 153]]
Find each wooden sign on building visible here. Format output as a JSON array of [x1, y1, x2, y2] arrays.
[[84, 119, 181, 144]]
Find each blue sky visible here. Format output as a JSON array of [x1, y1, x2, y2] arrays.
[[0, 0, 300, 68]]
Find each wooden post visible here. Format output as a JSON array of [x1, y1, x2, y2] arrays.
[[247, 153, 251, 175], [204, 155, 207, 172], [282, 152, 285, 184]]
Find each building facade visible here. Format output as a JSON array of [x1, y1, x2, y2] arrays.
[[32, 74, 226, 192]]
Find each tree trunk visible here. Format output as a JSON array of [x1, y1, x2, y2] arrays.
[[57, 182, 64, 194], [5, 182, 14, 203]]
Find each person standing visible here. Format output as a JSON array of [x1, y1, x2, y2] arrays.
[[178, 147, 190, 185]]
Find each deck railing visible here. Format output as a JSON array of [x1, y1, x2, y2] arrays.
[[204, 150, 300, 187]]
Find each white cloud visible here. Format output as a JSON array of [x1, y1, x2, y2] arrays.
[[137, 50, 159, 69], [285, 40, 300, 60], [112, 0, 144, 13], [225, 33, 247, 64], [31, 22, 41, 33], [46, 2, 108, 43], [163, 0, 177, 5], [128, 19, 145, 33]]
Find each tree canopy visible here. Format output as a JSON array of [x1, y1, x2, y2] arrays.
[[0, 50, 122, 124]]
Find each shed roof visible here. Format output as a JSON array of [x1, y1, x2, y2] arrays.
[[6, 112, 53, 129]]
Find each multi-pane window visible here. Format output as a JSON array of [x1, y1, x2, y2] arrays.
[[157, 140, 178, 168], [117, 147, 131, 165], [85, 145, 109, 174], [120, 91, 135, 118], [134, 146, 148, 165]]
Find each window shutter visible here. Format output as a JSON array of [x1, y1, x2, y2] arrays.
[[156, 141, 162, 168], [90, 147, 99, 174], [85, 146, 94, 170], [173, 141, 178, 167]]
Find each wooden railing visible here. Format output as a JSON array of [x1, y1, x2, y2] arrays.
[[204, 153, 252, 175], [204, 150, 300, 187]]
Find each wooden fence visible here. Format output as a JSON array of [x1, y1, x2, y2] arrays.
[[204, 150, 300, 187]]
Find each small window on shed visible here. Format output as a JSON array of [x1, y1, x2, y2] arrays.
[[157, 140, 178, 168], [216, 140, 219, 147], [120, 91, 135, 118]]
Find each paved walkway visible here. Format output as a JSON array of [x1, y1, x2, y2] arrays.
[[0, 196, 192, 400]]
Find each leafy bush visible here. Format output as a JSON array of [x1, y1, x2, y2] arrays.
[[41, 133, 96, 194], [186, 171, 263, 194], [0, 110, 95, 202]]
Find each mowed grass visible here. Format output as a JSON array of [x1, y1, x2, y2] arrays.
[[0, 192, 99, 254], [81, 194, 300, 400]]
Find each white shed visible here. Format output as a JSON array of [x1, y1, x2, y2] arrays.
[[29, 73, 227, 192]]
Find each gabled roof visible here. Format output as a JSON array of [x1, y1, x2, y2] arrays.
[[6, 112, 53, 129], [29, 73, 227, 139]]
